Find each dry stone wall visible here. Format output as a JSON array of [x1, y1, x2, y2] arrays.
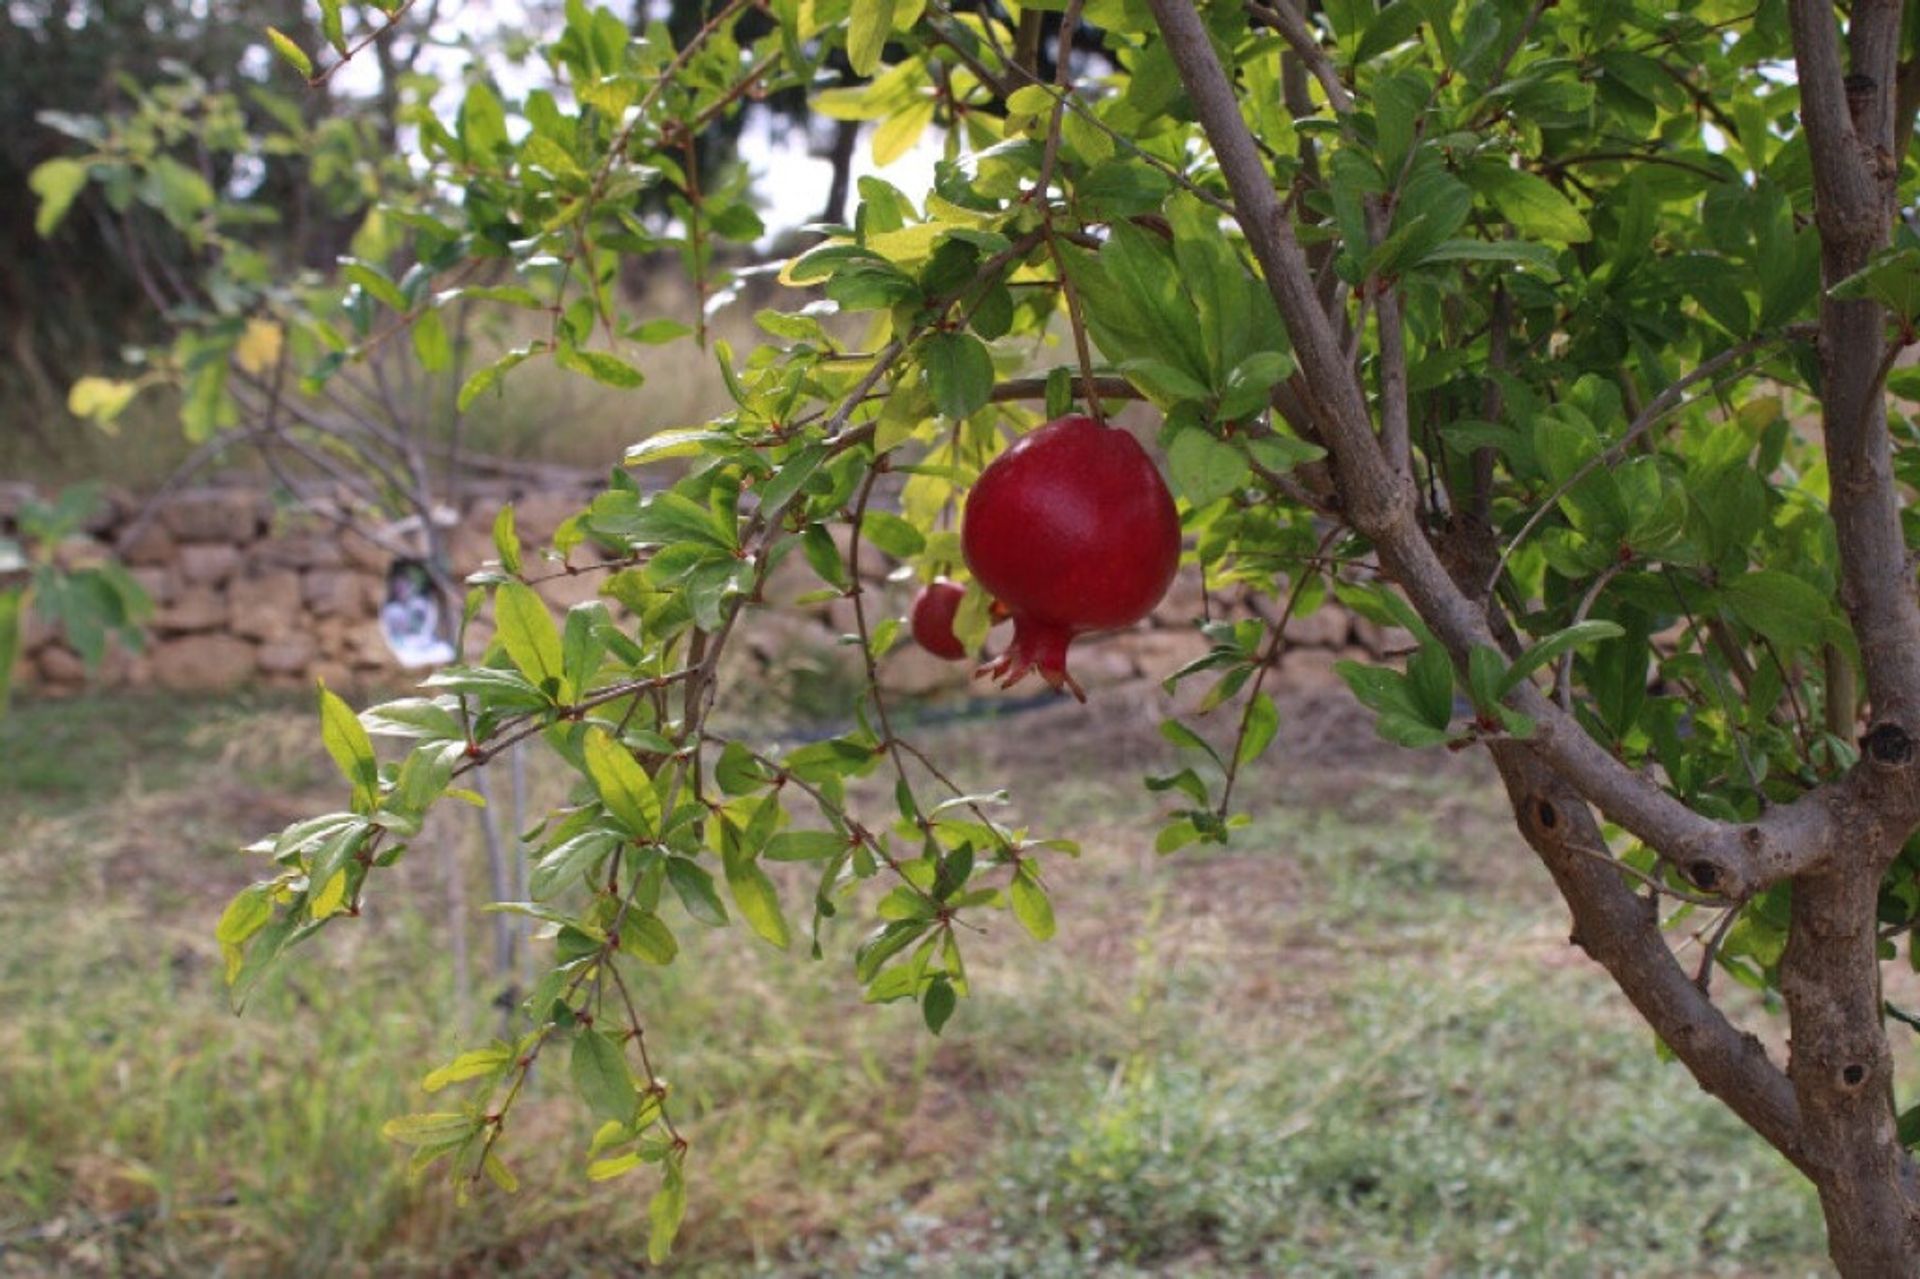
[[9, 484, 1410, 699]]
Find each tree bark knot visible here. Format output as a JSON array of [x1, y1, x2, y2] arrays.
[[1861, 720, 1914, 767]]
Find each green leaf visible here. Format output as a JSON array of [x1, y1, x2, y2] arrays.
[[1467, 644, 1507, 712], [265, 27, 313, 78], [757, 443, 827, 515], [495, 580, 567, 698], [0, 589, 19, 712], [665, 857, 729, 926], [382, 1113, 479, 1145], [1406, 645, 1456, 730], [620, 911, 678, 964], [1356, 0, 1426, 61], [557, 345, 646, 389], [1167, 428, 1251, 507], [1237, 693, 1280, 766], [1009, 866, 1056, 940], [493, 504, 522, 575], [922, 975, 957, 1034], [571, 1029, 638, 1124], [319, 0, 347, 52], [765, 830, 850, 861], [862, 510, 925, 559], [458, 348, 532, 410], [412, 309, 452, 373], [459, 82, 510, 158], [724, 842, 791, 949], [318, 681, 380, 812], [922, 331, 995, 420], [648, 1158, 688, 1264], [29, 158, 89, 238], [1474, 165, 1590, 244], [215, 885, 273, 948], [1720, 571, 1831, 652], [1500, 620, 1626, 695], [582, 728, 661, 839], [847, 0, 896, 75], [423, 1046, 514, 1093]]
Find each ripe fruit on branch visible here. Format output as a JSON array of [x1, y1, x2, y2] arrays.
[[909, 578, 968, 660], [961, 414, 1181, 701]]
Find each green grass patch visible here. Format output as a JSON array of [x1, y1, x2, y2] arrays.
[[0, 691, 1832, 1275]]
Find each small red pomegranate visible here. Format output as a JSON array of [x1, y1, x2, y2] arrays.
[[961, 414, 1180, 700], [909, 578, 968, 660]]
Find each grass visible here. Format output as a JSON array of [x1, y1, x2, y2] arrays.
[[0, 689, 1834, 1276]]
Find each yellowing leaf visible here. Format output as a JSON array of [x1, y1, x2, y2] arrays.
[[310, 867, 349, 919], [872, 96, 936, 166], [582, 727, 661, 838], [234, 317, 285, 375], [847, 0, 896, 76], [29, 157, 89, 238], [67, 376, 138, 428], [266, 27, 314, 79]]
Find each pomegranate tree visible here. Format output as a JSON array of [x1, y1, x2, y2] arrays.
[[961, 414, 1181, 700]]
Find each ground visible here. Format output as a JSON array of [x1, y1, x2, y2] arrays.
[[0, 682, 1833, 1277]]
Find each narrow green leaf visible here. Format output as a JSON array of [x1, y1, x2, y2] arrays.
[[765, 830, 850, 861], [648, 1158, 688, 1263], [557, 344, 646, 388], [1500, 620, 1627, 695], [317, 681, 380, 812], [0, 588, 20, 712], [266, 27, 313, 78], [493, 504, 522, 575], [382, 1113, 479, 1146], [1236, 693, 1279, 766], [423, 1046, 514, 1093]]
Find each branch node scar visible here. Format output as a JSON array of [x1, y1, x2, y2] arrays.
[[1861, 721, 1913, 765]]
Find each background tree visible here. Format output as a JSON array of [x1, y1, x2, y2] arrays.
[[29, 0, 1920, 1270]]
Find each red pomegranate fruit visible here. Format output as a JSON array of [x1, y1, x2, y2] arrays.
[[909, 578, 968, 660], [961, 414, 1181, 700]]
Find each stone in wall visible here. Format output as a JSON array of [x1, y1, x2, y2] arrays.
[[256, 633, 318, 677], [149, 634, 259, 690], [155, 587, 227, 634], [120, 520, 175, 567], [253, 534, 345, 571], [1353, 618, 1417, 658], [304, 569, 370, 617], [1285, 604, 1351, 649], [158, 490, 265, 543], [229, 572, 303, 641], [178, 543, 242, 587]]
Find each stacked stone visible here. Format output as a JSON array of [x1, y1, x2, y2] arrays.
[[13, 484, 1407, 697]]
